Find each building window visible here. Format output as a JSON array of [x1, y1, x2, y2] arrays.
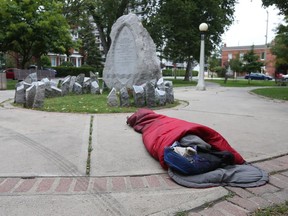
[[228, 53, 232, 60], [261, 52, 265, 60], [51, 57, 56, 67], [240, 53, 244, 60]]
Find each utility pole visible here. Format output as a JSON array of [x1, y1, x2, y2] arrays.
[[265, 10, 269, 45]]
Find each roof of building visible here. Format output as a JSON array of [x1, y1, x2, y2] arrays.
[[222, 44, 268, 51]]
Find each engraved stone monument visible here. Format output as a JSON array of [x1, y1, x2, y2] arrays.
[[103, 13, 162, 90]]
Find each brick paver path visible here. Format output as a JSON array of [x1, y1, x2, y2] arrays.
[[0, 155, 287, 216], [189, 155, 288, 216]]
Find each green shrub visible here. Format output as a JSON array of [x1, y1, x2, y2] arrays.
[[60, 61, 74, 67], [214, 66, 226, 77], [54, 66, 103, 77], [162, 69, 198, 77]]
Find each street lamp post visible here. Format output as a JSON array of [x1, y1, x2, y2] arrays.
[[196, 23, 208, 91]]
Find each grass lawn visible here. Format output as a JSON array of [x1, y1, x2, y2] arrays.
[[41, 93, 180, 113], [207, 78, 277, 87], [251, 87, 288, 101], [6, 79, 18, 90], [165, 78, 197, 87]]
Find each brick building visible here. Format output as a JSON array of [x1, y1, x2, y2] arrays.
[[221, 44, 276, 76]]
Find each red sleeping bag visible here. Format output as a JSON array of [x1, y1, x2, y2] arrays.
[[127, 109, 245, 169]]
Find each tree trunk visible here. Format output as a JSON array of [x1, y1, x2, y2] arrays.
[[184, 60, 192, 81]]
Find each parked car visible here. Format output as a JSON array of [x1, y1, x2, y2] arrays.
[[244, 73, 273, 80], [282, 74, 288, 80], [4, 68, 17, 79]]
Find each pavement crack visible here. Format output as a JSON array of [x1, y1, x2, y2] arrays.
[[86, 115, 94, 175]]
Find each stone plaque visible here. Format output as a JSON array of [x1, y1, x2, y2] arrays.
[[103, 13, 162, 90]]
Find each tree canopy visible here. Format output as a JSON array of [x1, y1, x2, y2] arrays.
[[0, 0, 73, 68], [242, 46, 264, 74], [86, 0, 152, 56], [261, 0, 288, 73], [262, 0, 288, 16], [144, 0, 237, 80]]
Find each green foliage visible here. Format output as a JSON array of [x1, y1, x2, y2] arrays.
[[271, 16, 288, 67], [6, 79, 18, 90], [87, 0, 152, 55], [162, 69, 198, 76], [54, 66, 102, 77], [208, 55, 222, 72], [144, 0, 237, 75], [60, 61, 74, 67], [262, 0, 288, 16], [242, 46, 264, 73], [0, 0, 73, 68], [79, 18, 103, 68], [40, 56, 51, 67], [214, 66, 226, 77], [229, 53, 243, 73]]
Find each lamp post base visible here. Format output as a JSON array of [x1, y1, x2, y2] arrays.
[[196, 83, 206, 91]]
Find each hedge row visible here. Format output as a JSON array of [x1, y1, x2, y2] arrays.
[[162, 69, 198, 77], [53, 67, 199, 78], [53, 66, 103, 78]]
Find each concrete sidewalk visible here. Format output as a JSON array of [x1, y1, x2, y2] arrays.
[[0, 83, 287, 215]]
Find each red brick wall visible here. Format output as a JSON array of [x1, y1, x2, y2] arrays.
[[221, 45, 276, 76]]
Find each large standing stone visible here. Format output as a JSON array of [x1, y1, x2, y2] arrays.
[[25, 85, 36, 108], [61, 76, 71, 96], [165, 81, 174, 104], [90, 71, 98, 83], [132, 85, 145, 107], [69, 76, 77, 92], [14, 84, 26, 104], [45, 86, 62, 98], [103, 13, 162, 90], [76, 73, 85, 86], [82, 79, 91, 94], [119, 87, 130, 107], [155, 88, 166, 106], [107, 88, 119, 107], [145, 80, 156, 107], [73, 82, 82, 94], [91, 81, 100, 94], [33, 82, 46, 108], [157, 77, 165, 91]]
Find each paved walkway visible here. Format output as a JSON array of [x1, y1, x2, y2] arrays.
[[0, 82, 287, 215], [0, 155, 287, 216]]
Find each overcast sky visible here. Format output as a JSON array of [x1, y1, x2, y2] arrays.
[[221, 0, 284, 47]]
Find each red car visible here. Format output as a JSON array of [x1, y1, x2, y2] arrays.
[[4, 68, 17, 79]]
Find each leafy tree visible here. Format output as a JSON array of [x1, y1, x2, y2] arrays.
[[229, 53, 243, 76], [271, 16, 288, 68], [262, 0, 288, 16], [0, 0, 73, 68], [144, 0, 237, 80], [79, 17, 103, 69], [208, 54, 221, 77], [261, 1, 288, 74], [86, 0, 153, 56], [40, 55, 51, 67], [242, 46, 264, 82]]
